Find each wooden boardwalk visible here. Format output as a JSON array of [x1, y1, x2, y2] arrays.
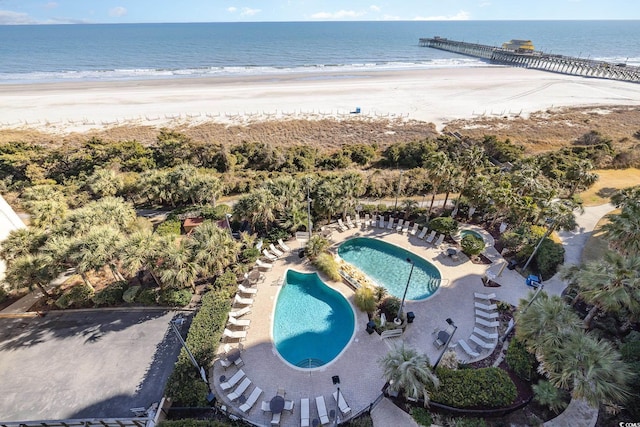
[[419, 37, 640, 83]]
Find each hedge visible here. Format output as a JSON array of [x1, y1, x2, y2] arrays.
[[164, 286, 233, 406], [431, 367, 517, 408]]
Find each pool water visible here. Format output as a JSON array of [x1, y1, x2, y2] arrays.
[[460, 229, 484, 241], [273, 270, 355, 369], [338, 237, 442, 300]]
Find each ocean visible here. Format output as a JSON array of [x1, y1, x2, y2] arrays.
[[1, 20, 639, 84]]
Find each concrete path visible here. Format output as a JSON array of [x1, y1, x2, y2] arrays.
[[371, 397, 420, 427]]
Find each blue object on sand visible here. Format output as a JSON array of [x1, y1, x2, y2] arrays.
[[351, 107, 361, 114]]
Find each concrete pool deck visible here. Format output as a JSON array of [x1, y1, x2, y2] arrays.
[[212, 221, 537, 427]]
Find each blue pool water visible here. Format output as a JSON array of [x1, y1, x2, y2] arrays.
[[461, 229, 484, 241], [273, 270, 355, 369], [338, 237, 441, 300]]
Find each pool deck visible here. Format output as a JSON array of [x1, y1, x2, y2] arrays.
[[211, 222, 537, 427]]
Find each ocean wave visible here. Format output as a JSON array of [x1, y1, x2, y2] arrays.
[[0, 59, 491, 85]]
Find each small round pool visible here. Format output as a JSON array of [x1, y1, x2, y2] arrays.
[[460, 229, 484, 241], [338, 237, 442, 300], [273, 270, 355, 369]]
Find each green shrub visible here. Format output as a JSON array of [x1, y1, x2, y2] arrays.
[[159, 288, 192, 307], [92, 281, 127, 307], [156, 219, 182, 236], [306, 235, 330, 259], [123, 285, 141, 303], [378, 296, 401, 319], [165, 288, 233, 406], [265, 227, 290, 244], [354, 287, 377, 314], [461, 234, 484, 257], [0, 287, 7, 304], [411, 407, 433, 426], [214, 270, 237, 289], [431, 367, 517, 408], [312, 253, 341, 281], [454, 417, 488, 427], [241, 247, 260, 263], [377, 203, 388, 212], [200, 204, 231, 220], [344, 414, 373, 427], [428, 216, 458, 235], [55, 283, 94, 309], [506, 337, 537, 381], [534, 239, 565, 279], [533, 380, 569, 414], [136, 288, 158, 305]]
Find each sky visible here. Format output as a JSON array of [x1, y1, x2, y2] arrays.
[[0, 0, 638, 25]]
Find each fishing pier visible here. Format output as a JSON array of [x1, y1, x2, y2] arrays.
[[419, 37, 640, 83]]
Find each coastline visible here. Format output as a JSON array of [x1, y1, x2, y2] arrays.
[[2, 66, 640, 133]]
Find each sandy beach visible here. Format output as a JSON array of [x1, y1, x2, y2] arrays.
[[1, 67, 640, 134]]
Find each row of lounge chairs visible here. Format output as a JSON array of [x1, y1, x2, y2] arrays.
[[220, 367, 264, 413], [299, 393, 351, 426], [458, 292, 499, 359]]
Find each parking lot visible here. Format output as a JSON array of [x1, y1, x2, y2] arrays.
[[0, 310, 183, 421]]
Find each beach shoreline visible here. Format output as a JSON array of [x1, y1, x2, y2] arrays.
[[2, 66, 640, 134]]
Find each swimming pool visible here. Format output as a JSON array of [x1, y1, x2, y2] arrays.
[[273, 270, 355, 369], [460, 229, 484, 241], [338, 237, 442, 300]]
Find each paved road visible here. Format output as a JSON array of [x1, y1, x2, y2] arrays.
[[0, 310, 184, 421]]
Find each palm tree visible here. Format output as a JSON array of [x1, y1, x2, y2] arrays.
[[379, 345, 439, 406], [188, 220, 239, 278], [0, 227, 47, 264], [515, 291, 582, 359], [305, 235, 330, 260], [120, 230, 170, 287], [157, 239, 200, 291], [544, 330, 632, 409], [263, 176, 301, 211], [233, 188, 281, 232], [67, 226, 126, 288], [27, 199, 68, 229], [340, 172, 365, 218], [424, 152, 450, 218], [313, 177, 344, 224], [452, 145, 486, 213], [3, 253, 62, 297], [560, 251, 640, 329], [86, 168, 123, 198], [564, 159, 598, 197], [601, 201, 640, 256]]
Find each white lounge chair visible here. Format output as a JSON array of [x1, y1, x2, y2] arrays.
[[336, 218, 348, 232], [346, 216, 355, 228], [474, 301, 498, 311], [240, 386, 263, 413], [228, 377, 252, 401], [402, 222, 410, 234], [387, 217, 395, 230], [395, 218, 404, 232], [378, 215, 385, 228], [369, 215, 377, 228], [235, 294, 254, 305], [229, 305, 251, 318], [470, 334, 495, 350], [263, 249, 278, 261], [300, 398, 310, 427], [434, 233, 445, 246], [417, 227, 428, 239], [474, 292, 497, 300], [261, 401, 271, 412], [277, 238, 291, 252], [315, 396, 330, 425], [220, 369, 245, 390], [332, 391, 351, 415], [475, 309, 499, 320], [473, 327, 498, 340], [228, 315, 250, 328], [271, 412, 281, 425], [256, 259, 273, 270], [283, 399, 294, 412], [354, 215, 362, 227], [269, 243, 284, 258], [409, 223, 419, 236], [475, 317, 500, 328], [238, 283, 257, 295], [224, 328, 247, 341], [425, 230, 437, 243], [458, 339, 480, 358]]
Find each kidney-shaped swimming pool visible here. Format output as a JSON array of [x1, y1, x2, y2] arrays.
[[338, 237, 442, 300], [273, 270, 355, 369]]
